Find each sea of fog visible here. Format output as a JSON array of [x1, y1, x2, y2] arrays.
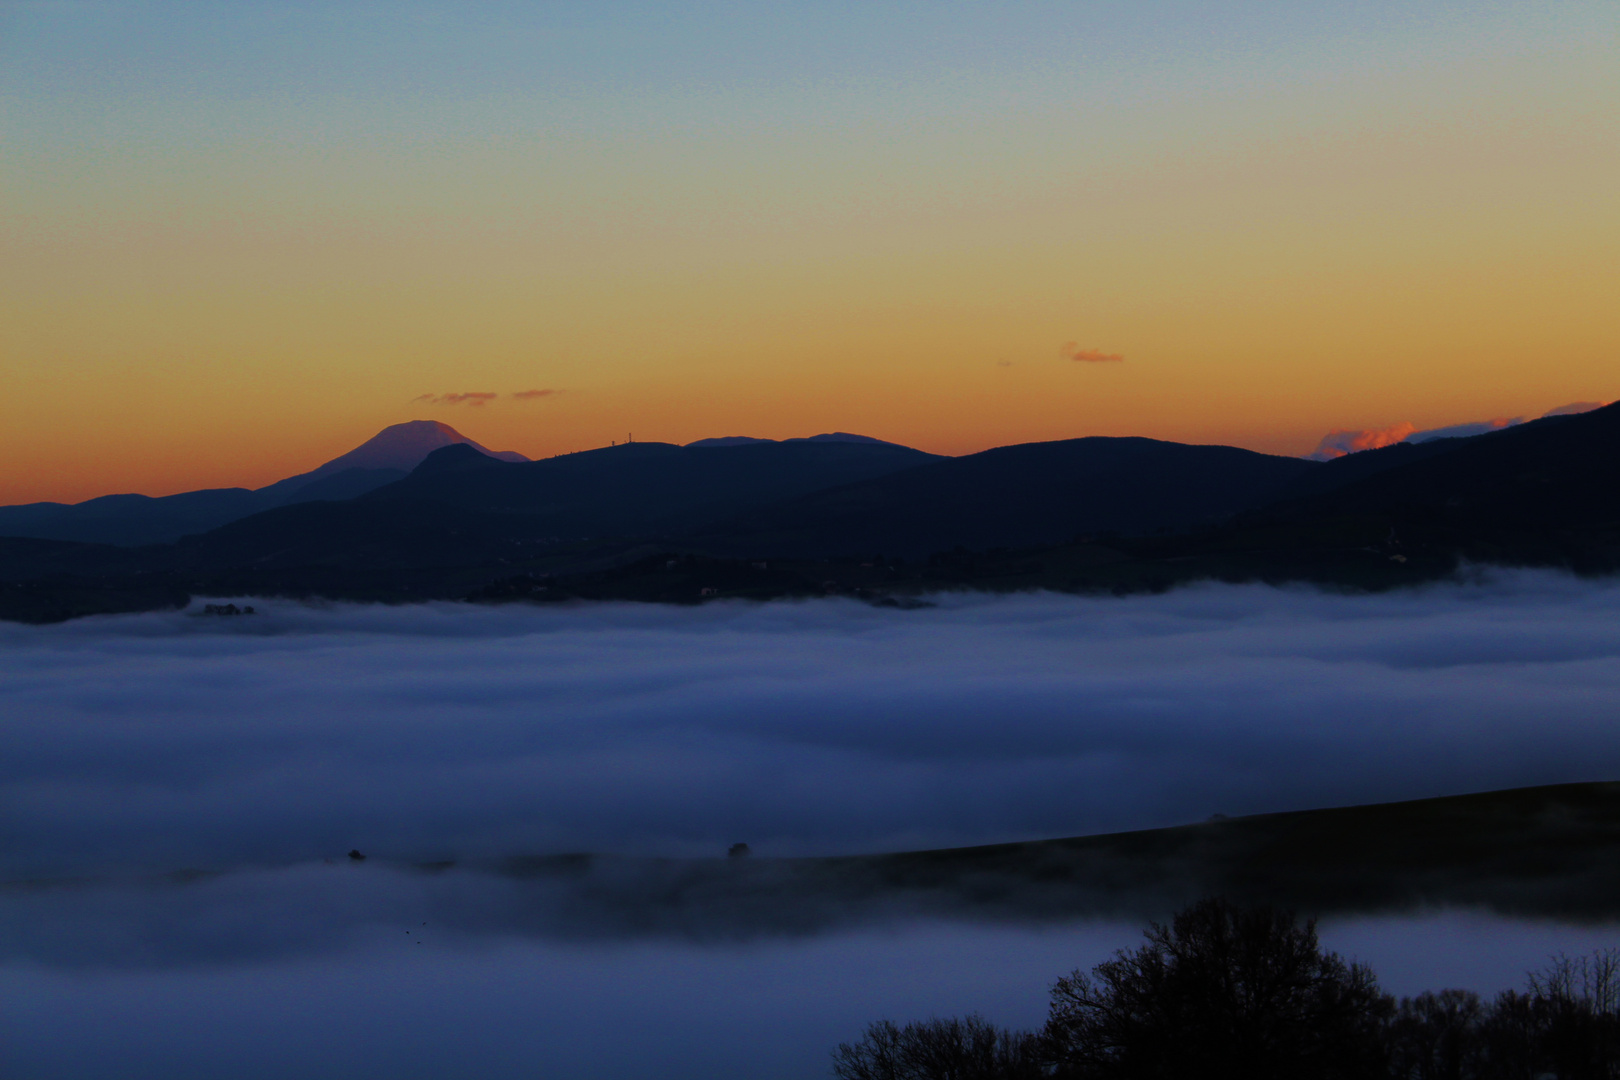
[[8, 913, 1620, 1080], [5, 573, 1620, 1077]]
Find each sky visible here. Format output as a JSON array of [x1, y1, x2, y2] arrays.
[[2, 1, 1617, 503]]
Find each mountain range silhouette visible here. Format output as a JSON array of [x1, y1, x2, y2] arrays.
[[2, 402, 1617, 621]]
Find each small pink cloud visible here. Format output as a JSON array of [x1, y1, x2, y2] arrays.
[[415, 392, 497, 407], [1309, 422, 1416, 461], [1061, 342, 1124, 363], [1310, 401, 1613, 461], [511, 389, 560, 400]]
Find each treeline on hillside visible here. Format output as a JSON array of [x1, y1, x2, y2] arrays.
[[833, 899, 1620, 1080]]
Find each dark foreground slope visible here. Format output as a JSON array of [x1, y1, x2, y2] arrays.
[[458, 781, 1620, 938], [20, 782, 1617, 946]]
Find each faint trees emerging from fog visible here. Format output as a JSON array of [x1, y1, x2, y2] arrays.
[[833, 898, 1620, 1080], [1386, 951, 1620, 1080], [832, 1016, 1044, 1080]]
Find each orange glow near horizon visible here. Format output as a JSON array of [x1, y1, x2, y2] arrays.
[[2, 4, 1616, 505]]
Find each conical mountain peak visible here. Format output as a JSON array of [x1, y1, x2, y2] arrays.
[[292, 421, 529, 481]]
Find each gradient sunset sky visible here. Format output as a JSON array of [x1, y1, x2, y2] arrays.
[[2, 2, 1616, 504]]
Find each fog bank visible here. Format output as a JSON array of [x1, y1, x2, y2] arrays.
[[4, 913, 1619, 1080], [6, 572, 1620, 879]]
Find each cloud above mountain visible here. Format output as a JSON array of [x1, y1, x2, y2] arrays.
[[409, 390, 561, 406], [1308, 401, 1611, 460], [413, 392, 498, 406], [1545, 401, 1606, 417], [1308, 422, 1417, 460], [1061, 343, 1124, 363]]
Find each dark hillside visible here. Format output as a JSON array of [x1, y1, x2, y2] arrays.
[[8, 409, 1620, 620], [438, 782, 1620, 937], [1244, 403, 1620, 570], [363, 438, 942, 537], [1270, 436, 1476, 501], [694, 436, 1318, 558], [166, 497, 537, 571], [0, 419, 520, 546], [0, 488, 266, 547]]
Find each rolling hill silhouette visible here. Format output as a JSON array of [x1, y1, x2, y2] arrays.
[[690, 436, 1316, 557], [2, 402, 1618, 621], [1267, 405, 1619, 530], [0, 421, 526, 546], [145, 438, 942, 572]]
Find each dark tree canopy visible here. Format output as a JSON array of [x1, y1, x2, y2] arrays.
[[831, 903, 1620, 1080], [1042, 898, 1392, 1080], [1387, 989, 1488, 1080], [832, 1015, 1044, 1080]]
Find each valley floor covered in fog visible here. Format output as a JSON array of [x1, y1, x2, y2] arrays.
[[8, 572, 1620, 877], [6, 573, 1620, 1077]]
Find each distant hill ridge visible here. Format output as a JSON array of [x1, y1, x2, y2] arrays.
[[0, 420, 528, 546], [694, 435, 1317, 557], [3, 403, 1620, 622], [7, 410, 1582, 550], [351, 435, 944, 542], [685, 432, 906, 449]]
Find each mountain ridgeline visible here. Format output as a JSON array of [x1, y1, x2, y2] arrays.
[[2, 403, 1618, 621], [0, 420, 526, 546]]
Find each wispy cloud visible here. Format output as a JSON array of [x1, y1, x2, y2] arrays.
[[1544, 401, 1609, 417], [1309, 401, 1612, 460], [409, 390, 562, 406], [1308, 422, 1416, 460], [412, 392, 498, 407], [1060, 342, 1124, 363], [1407, 418, 1520, 444]]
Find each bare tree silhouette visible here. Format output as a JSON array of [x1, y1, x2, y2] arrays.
[[832, 1015, 1043, 1080]]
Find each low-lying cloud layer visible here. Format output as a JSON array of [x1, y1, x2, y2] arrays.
[[6, 573, 1620, 883], [9, 911, 1617, 1080]]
